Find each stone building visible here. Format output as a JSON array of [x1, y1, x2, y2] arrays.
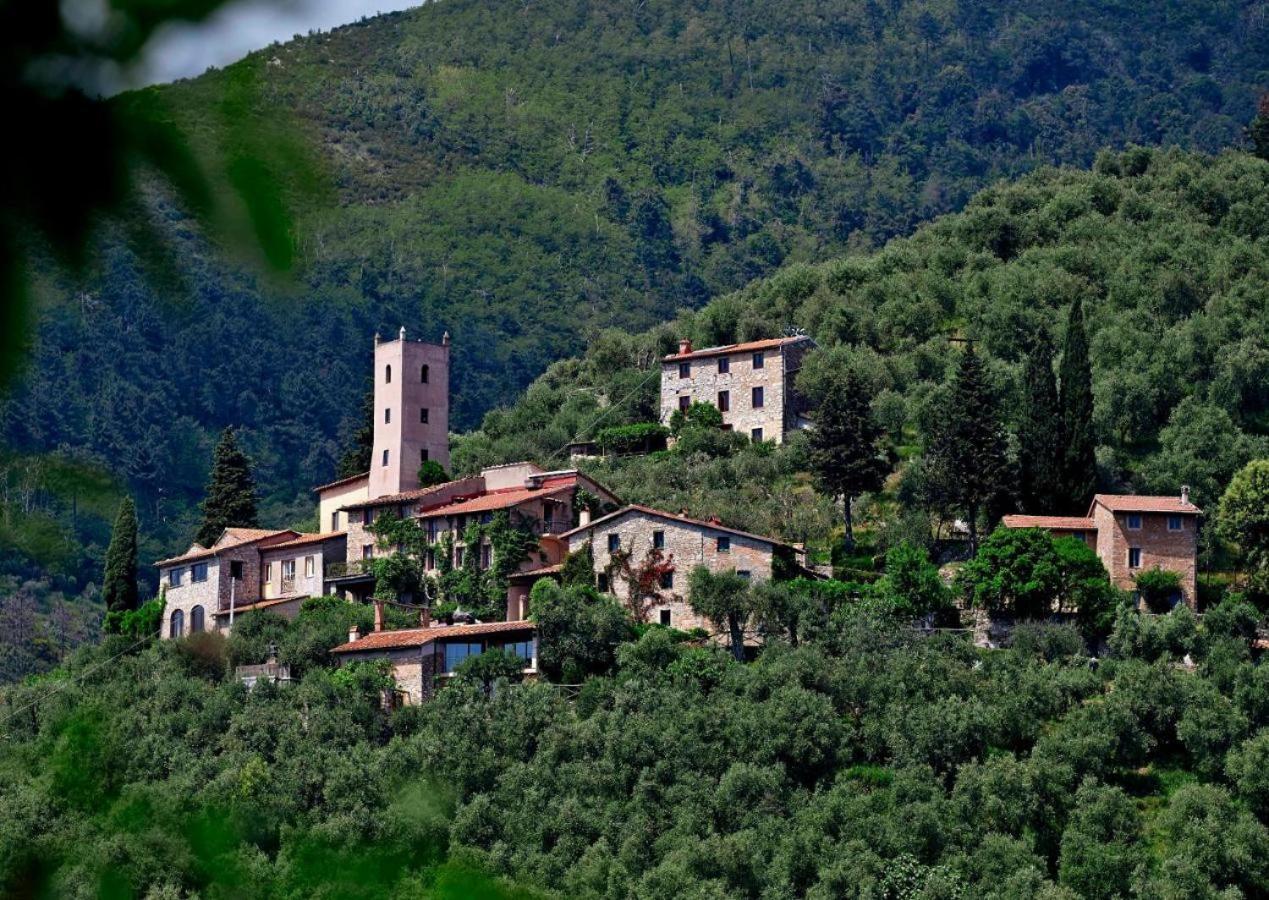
[[331, 617, 537, 705], [561, 505, 801, 632], [660, 335, 815, 444], [1002, 489, 1202, 608]]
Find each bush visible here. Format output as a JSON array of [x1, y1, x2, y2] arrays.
[[1134, 568, 1182, 613], [594, 422, 669, 455]]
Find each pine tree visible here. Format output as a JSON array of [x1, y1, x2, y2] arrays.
[[807, 368, 890, 548], [1250, 93, 1269, 162], [1059, 298, 1097, 513], [102, 497, 139, 622], [336, 389, 374, 477], [1017, 332, 1062, 513], [927, 343, 1012, 553], [196, 427, 259, 546]]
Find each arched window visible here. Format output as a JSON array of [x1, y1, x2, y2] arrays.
[[191, 605, 205, 633], [170, 608, 184, 639], [385, 364, 392, 383], [421, 364, 429, 383]]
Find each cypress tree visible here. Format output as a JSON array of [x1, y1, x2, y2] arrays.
[[1250, 93, 1269, 162], [196, 427, 259, 546], [336, 389, 375, 477], [1059, 298, 1097, 513], [806, 368, 890, 548], [927, 343, 1012, 553], [1017, 332, 1062, 513], [102, 497, 139, 620]]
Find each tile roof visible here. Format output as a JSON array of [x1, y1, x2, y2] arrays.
[[1091, 494, 1203, 515], [663, 335, 812, 362], [265, 531, 347, 551], [155, 528, 297, 567], [332, 620, 536, 653], [339, 478, 482, 512], [312, 471, 369, 492], [509, 563, 564, 581], [416, 477, 578, 518], [212, 596, 307, 615], [561, 504, 793, 549], [1002, 515, 1096, 530]]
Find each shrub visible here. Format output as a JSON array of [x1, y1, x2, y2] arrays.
[[1134, 568, 1182, 613], [594, 422, 669, 455]]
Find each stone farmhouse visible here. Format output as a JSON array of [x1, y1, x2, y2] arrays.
[[1002, 489, 1202, 607], [660, 335, 815, 444], [562, 505, 804, 631]]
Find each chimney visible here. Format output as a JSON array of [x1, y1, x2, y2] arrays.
[[399, 326, 406, 341], [678, 338, 693, 355], [1181, 485, 1191, 506], [579, 508, 592, 526], [373, 601, 384, 633], [420, 607, 432, 627], [348, 624, 360, 643], [373, 332, 380, 346], [442, 331, 450, 346]]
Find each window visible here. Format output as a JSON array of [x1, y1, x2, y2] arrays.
[[305, 556, 315, 577], [364, 508, 375, 525], [659, 609, 672, 626], [480, 512, 494, 524], [717, 390, 730, 412], [264, 562, 273, 582], [444, 641, 483, 673], [679, 361, 690, 378], [455, 546, 465, 567], [420, 407, 429, 424], [752, 351, 764, 369], [653, 530, 665, 550], [717, 536, 731, 553], [169, 609, 184, 639], [501, 639, 534, 663], [362, 544, 373, 560], [718, 356, 729, 374], [282, 560, 298, 581], [331, 511, 340, 531], [1168, 515, 1183, 531], [421, 364, 429, 383], [1128, 547, 1142, 568], [678, 395, 690, 412], [384, 407, 391, 424], [230, 560, 243, 580], [752, 386, 764, 408], [1126, 514, 1142, 530], [421, 448, 429, 462], [737, 570, 751, 579], [751, 427, 764, 443], [659, 571, 674, 590], [425, 549, 435, 571], [190, 605, 205, 633], [480, 544, 491, 570], [608, 533, 620, 553], [597, 573, 610, 592], [191, 562, 208, 583], [385, 364, 392, 383], [168, 567, 183, 587], [426, 521, 439, 542]]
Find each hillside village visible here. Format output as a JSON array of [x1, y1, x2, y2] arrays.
[[154, 326, 1212, 704]]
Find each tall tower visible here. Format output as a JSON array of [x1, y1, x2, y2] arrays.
[[369, 328, 450, 499]]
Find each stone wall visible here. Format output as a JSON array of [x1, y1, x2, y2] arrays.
[[1093, 506, 1199, 607], [660, 347, 792, 443], [160, 559, 220, 638]]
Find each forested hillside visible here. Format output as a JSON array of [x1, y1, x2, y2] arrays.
[[0, 0, 1265, 606]]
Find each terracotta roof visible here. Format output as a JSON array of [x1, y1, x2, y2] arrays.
[[340, 478, 482, 512], [416, 477, 578, 518], [265, 531, 347, 551], [312, 471, 369, 492], [1090, 494, 1203, 515], [509, 563, 564, 581], [561, 504, 793, 549], [213, 596, 307, 616], [155, 528, 297, 567], [663, 335, 812, 362], [332, 620, 536, 653], [1002, 515, 1096, 530]]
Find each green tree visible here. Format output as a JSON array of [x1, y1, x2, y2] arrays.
[[196, 427, 259, 546], [336, 389, 374, 477], [101, 497, 139, 627], [417, 459, 450, 488], [926, 343, 1012, 552], [455, 648, 527, 696], [1059, 298, 1097, 513], [1251, 93, 1269, 162], [806, 368, 890, 547], [871, 541, 951, 620], [1057, 779, 1145, 900], [1217, 459, 1269, 601], [1017, 333, 1062, 514], [1133, 568, 1182, 614], [687, 566, 754, 661], [530, 580, 629, 682]]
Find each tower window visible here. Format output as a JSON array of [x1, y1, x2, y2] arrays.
[[385, 364, 392, 383], [382, 449, 389, 467], [421, 365, 429, 383], [421, 449, 429, 462], [384, 407, 391, 424], [420, 407, 429, 424]]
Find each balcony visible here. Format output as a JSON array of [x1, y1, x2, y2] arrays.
[[280, 575, 296, 595], [325, 559, 375, 579]]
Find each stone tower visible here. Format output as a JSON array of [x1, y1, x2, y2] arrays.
[[369, 328, 450, 499]]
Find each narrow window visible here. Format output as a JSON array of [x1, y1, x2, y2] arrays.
[[190, 606, 205, 633], [717, 536, 731, 553], [751, 427, 764, 443], [1126, 514, 1142, 530], [264, 562, 272, 582], [752, 351, 764, 369], [737, 570, 752, 579], [282, 559, 296, 579], [653, 530, 665, 550], [608, 533, 620, 553], [421, 448, 429, 462], [480, 544, 491, 570], [384, 407, 391, 424], [305, 556, 315, 577], [421, 365, 429, 383], [362, 544, 373, 560], [331, 511, 340, 531], [425, 549, 435, 570], [1168, 515, 1182, 531], [230, 560, 243, 580], [718, 356, 729, 374], [420, 407, 429, 424], [169, 609, 184, 639], [1128, 547, 1142, 568], [751, 386, 764, 408], [659, 571, 674, 590], [597, 573, 610, 592], [385, 364, 392, 383], [679, 361, 690, 378], [717, 390, 730, 412], [659, 609, 672, 626], [678, 395, 690, 412], [455, 546, 465, 567], [382, 449, 390, 467]]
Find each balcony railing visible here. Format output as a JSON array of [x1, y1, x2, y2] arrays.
[[280, 575, 296, 594], [325, 559, 374, 578]]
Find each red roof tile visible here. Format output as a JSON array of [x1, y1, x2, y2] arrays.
[[312, 471, 369, 492], [155, 528, 297, 567], [1002, 515, 1096, 530], [663, 335, 813, 362], [416, 477, 578, 518], [561, 504, 793, 549], [213, 596, 307, 616], [509, 563, 564, 581], [1091, 494, 1203, 515], [332, 620, 536, 653], [265, 531, 346, 551], [340, 478, 483, 511]]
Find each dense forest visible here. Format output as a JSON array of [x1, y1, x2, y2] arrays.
[[5, 587, 1269, 898], [1, 0, 1266, 611]]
